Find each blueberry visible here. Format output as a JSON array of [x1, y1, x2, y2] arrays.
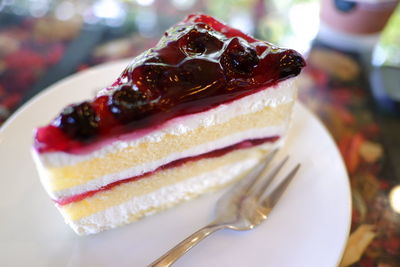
[[220, 38, 259, 76], [179, 28, 223, 55], [108, 85, 151, 123], [278, 50, 306, 79], [132, 57, 167, 95], [55, 101, 99, 140]]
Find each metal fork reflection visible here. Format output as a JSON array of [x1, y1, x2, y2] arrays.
[[149, 150, 300, 267]]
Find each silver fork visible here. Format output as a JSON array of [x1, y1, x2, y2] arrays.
[[149, 150, 300, 267]]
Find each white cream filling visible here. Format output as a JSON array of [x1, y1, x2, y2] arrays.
[[37, 79, 296, 168], [50, 125, 285, 200], [65, 156, 263, 235]]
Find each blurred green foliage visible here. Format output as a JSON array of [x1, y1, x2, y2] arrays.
[[377, 4, 400, 66]]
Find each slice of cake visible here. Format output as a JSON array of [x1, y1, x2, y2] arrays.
[[32, 14, 305, 235]]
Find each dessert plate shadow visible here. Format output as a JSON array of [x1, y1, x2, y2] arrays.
[[0, 59, 351, 267]]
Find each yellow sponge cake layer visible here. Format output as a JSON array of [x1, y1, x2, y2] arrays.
[[59, 144, 270, 235]]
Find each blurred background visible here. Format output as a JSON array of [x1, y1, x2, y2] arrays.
[[1, 1, 400, 266]]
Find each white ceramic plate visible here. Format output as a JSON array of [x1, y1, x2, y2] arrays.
[[0, 60, 351, 267]]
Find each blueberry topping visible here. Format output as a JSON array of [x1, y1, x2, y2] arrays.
[[278, 50, 306, 78], [220, 38, 259, 76], [55, 102, 99, 140], [132, 57, 166, 96], [179, 28, 223, 55], [108, 85, 151, 123], [37, 14, 305, 153]]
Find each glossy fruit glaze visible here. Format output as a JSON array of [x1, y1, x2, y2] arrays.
[[55, 135, 278, 206], [34, 14, 305, 153]]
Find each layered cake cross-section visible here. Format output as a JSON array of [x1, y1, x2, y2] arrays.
[[32, 14, 305, 235]]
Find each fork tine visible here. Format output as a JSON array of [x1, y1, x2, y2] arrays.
[[216, 149, 279, 211], [261, 164, 301, 209], [250, 156, 289, 199], [240, 149, 279, 192], [228, 149, 279, 196]]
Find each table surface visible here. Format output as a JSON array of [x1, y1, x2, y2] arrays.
[[0, 12, 399, 267]]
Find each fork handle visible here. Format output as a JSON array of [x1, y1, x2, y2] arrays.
[[148, 223, 225, 267]]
